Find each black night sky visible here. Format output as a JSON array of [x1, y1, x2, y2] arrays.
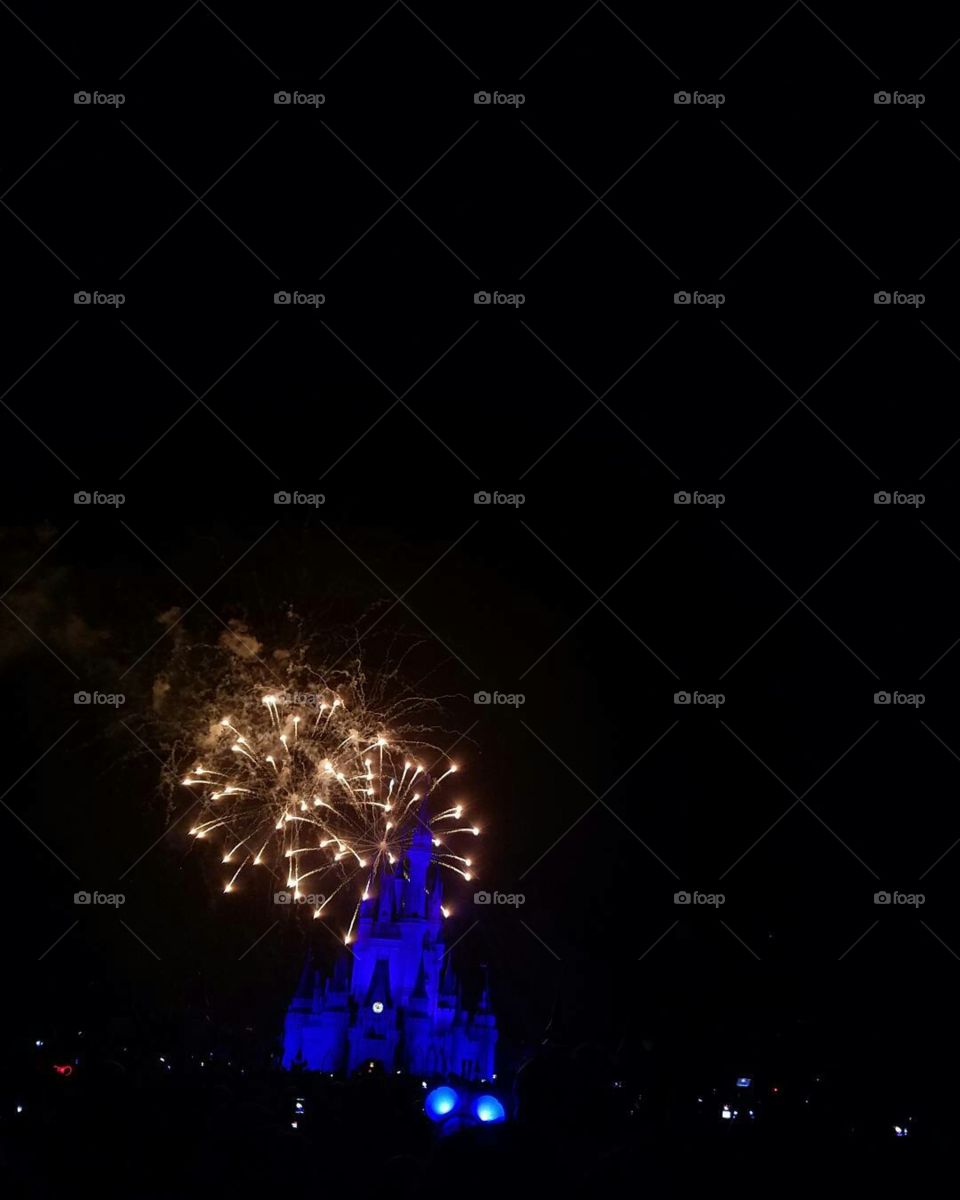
[[1, 2, 959, 1192]]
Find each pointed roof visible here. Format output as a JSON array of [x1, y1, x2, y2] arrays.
[[330, 950, 350, 993], [363, 957, 393, 1009], [439, 955, 458, 997], [293, 954, 314, 1002], [412, 953, 429, 1000], [477, 963, 492, 1012]]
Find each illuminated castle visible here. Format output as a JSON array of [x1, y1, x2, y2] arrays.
[[281, 817, 497, 1079]]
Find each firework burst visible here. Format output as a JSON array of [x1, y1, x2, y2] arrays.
[[181, 685, 480, 941]]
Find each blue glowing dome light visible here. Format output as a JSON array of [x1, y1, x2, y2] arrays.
[[425, 1086, 459, 1121], [474, 1094, 506, 1124]]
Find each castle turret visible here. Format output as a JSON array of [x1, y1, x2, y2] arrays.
[[405, 789, 434, 918], [281, 956, 316, 1067]]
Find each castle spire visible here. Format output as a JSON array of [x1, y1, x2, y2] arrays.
[[408, 952, 430, 1018]]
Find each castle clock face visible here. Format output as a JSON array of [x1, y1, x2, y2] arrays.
[[372, 1001, 384, 1013]]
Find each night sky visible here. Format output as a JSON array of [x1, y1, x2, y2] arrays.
[[1, 1, 959, 1122]]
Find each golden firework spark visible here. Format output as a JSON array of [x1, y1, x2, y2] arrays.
[[183, 688, 478, 941]]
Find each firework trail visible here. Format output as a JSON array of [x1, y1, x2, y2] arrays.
[[181, 684, 479, 941]]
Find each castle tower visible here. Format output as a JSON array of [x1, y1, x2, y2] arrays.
[[281, 786, 496, 1077]]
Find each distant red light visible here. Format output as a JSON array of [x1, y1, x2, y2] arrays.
[[770, 1086, 779, 1094], [53, 1064, 73, 1077]]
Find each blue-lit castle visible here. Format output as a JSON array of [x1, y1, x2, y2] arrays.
[[282, 816, 497, 1079]]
